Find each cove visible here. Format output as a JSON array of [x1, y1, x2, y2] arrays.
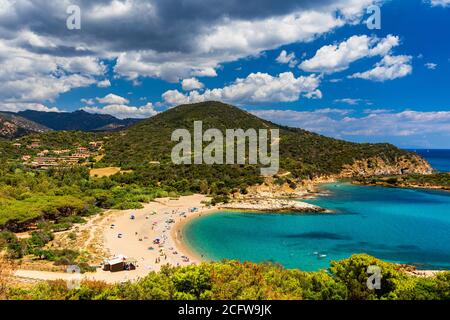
[[183, 183, 450, 271]]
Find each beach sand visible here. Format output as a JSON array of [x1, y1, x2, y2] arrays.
[[99, 194, 218, 282], [14, 194, 217, 284]]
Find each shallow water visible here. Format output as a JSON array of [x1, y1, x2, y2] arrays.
[[183, 183, 450, 271]]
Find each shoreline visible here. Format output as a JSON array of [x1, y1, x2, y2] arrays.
[[171, 207, 218, 264], [353, 181, 450, 192], [12, 188, 448, 284], [14, 194, 218, 283], [13, 193, 329, 283]]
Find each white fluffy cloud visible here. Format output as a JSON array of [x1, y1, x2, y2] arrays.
[[299, 34, 400, 73], [109, 0, 378, 82], [0, 0, 379, 106], [97, 79, 112, 88], [0, 32, 105, 103], [251, 108, 450, 146], [181, 78, 204, 91], [334, 98, 364, 105], [428, 0, 450, 7], [81, 102, 157, 119], [0, 102, 60, 113], [96, 93, 130, 105], [162, 72, 321, 105], [425, 62, 438, 70], [276, 50, 298, 68], [349, 55, 412, 81], [81, 98, 95, 105], [113, 9, 345, 82], [0, 74, 96, 103]]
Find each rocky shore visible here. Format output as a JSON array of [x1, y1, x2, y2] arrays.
[[352, 172, 450, 192], [220, 198, 326, 213]]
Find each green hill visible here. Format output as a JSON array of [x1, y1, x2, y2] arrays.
[[103, 101, 430, 179]]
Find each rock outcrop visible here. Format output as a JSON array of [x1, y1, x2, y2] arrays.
[[339, 155, 433, 177], [220, 198, 326, 213]]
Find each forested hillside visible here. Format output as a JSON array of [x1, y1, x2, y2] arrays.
[[103, 101, 430, 178]]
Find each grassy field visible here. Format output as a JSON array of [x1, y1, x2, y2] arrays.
[[89, 167, 121, 177]]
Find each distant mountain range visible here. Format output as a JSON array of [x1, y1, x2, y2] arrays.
[[0, 112, 51, 139], [0, 110, 142, 138], [16, 110, 141, 132]]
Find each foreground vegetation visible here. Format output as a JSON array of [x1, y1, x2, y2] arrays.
[[2, 254, 449, 300]]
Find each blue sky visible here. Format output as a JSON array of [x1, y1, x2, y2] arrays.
[[0, 0, 449, 148]]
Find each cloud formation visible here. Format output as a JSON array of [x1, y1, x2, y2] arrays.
[[181, 78, 204, 91], [0, 0, 376, 105], [276, 50, 298, 68], [425, 62, 438, 70], [162, 72, 321, 105], [299, 34, 399, 73], [0, 30, 105, 106], [251, 108, 450, 147], [82, 102, 157, 119], [334, 98, 364, 105], [96, 93, 130, 105], [0, 102, 60, 113], [97, 79, 112, 88], [349, 55, 412, 81], [428, 0, 450, 7]]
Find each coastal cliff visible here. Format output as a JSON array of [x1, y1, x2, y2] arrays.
[[339, 155, 433, 177], [234, 154, 433, 201]]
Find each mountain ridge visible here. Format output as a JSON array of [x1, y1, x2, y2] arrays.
[[0, 112, 51, 139], [14, 109, 141, 132]]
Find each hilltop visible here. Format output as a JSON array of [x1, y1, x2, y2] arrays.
[[103, 101, 431, 179]]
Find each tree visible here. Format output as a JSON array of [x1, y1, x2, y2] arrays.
[[329, 254, 408, 300]]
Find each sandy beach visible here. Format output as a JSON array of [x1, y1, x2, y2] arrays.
[[14, 194, 218, 283], [99, 194, 218, 281], [14, 193, 329, 283], [13, 193, 443, 284]]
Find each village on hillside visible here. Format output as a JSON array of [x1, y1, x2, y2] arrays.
[[13, 139, 105, 170]]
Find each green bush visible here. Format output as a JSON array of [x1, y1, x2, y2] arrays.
[[3, 255, 450, 300], [27, 230, 54, 249], [112, 201, 144, 210]]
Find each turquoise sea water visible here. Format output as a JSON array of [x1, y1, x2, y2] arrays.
[[183, 184, 450, 271]]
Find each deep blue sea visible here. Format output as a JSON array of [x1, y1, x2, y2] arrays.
[[184, 183, 450, 271], [409, 149, 450, 172]]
